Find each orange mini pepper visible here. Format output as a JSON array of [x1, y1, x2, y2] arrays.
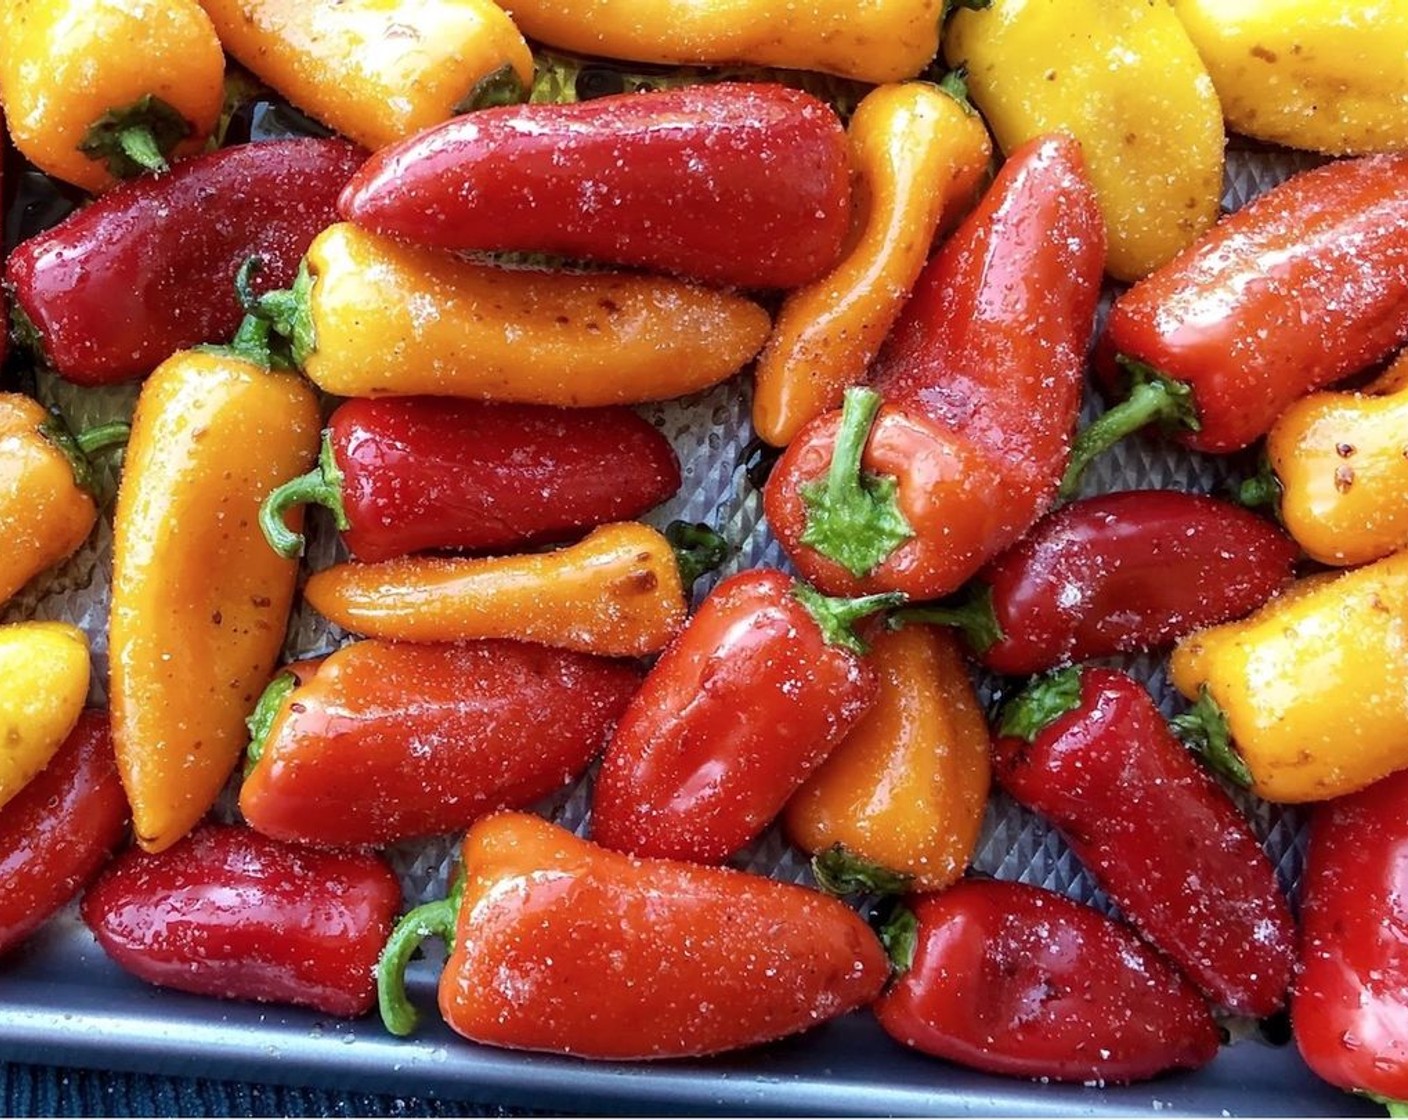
[[783, 625, 989, 892], [0, 621, 90, 813], [110, 323, 320, 853], [752, 80, 992, 448], [0, 0, 224, 194]]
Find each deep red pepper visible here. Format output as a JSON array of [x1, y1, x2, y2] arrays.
[[993, 667, 1296, 1017], [5, 138, 365, 385], [240, 639, 640, 847], [338, 84, 851, 290], [0, 711, 128, 957], [873, 880, 1220, 1084], [899, 490, 1300, 675], [81, 824, 401, 1017], [762, 134, 1105, 602], [1295, 767, 1408, 1106], [591, 568, 895, 863], [1067, 153, 1408, 486], [259, 397, 681, 562]]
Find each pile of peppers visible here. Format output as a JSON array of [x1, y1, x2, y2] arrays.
[[1, 0, 1408, 1109]]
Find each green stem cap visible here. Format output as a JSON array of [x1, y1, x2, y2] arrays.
[[260, 431, 348, 559], [792, 583, 906, 655], [934, 67, 976, 115], [666, 520, 731, 588], [243, 671, 298, 777], [996, 666, 1084, 742], [880, 905, 920, 975], [377, 873, 466, 1038], [1237, 456, 1283, 514], [888, 584, 1004, 653], [1363, 1093, 1408, 1118], [1170, 685, 1253, 788], [799, 387, 914, 578], [812, 845, 913, 897], [39, 414, 128, 498], [237, 255, 318, 369], [456, 63, 530, 111], [78, 94, 190, 178]]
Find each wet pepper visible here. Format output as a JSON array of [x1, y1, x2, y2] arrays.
[[83, 825, 401, 1017], [764, 135, 1104, 602], [592, 568, 895, 864], [340, 84, 850, 290], [7, 139, 365, 386], [994, 666, 1296, 1017], [240, 640, 640, 847], [376, 812, 889, 1055], [0, 622, 90, 813], [0, 0, 225, 194], [873, 880, 1221, 1083]]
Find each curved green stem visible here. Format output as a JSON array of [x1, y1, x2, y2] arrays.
[[812, 845, 913, 897], [377, 874, 466, 1038], [73, 421, 131, 458], [79, 94, 190, 179], [996, 666, 1084, 742], [879, 904, 919, 976], [1170, 685, 1252, 787], [888, 585, 1003, 653], [242, 258, 317, 369], [792, 583, 906, 655], [243, 671, 297, 776], [666, 520, 731, 588], [38, 415, 96, 497], [260, 431, 347, 559], [1237, 456, 1282, 514]]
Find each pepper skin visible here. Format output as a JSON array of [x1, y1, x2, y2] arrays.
[[872, 880, 1220, 1083], [0, 0, 224, 194], [994, 667, 1296, 1016], [905, 490, 1300, 674], [498, 0, 941, 83], [260, 398, 680, 562], [764, 135, 1104, 601], [0, 622, 90, 813], [305, 523, 693, 658], [1172, 0, 1408, 155], [1170, 550, 1408, 803], [944, 0, 1223, 282], [592, 568, 894, 863], [340, 84, 850, 290], [251, 223, 770, 406], [196, 0, 532, 151], [752, 81, 993, 447], [1295, 767, 1408, 1105], [82, 825, 401, 1017], [0, 712, 128, 957], [110, 344, 320, 854], [377, 812, 889, 1056], [1266, 352, 1408, 567], [782, 626, 989, 893], [6, 139, 365, 386], [240, 641, 639, 847]]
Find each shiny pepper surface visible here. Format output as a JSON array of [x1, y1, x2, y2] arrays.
[[0, 622, 90, 813]]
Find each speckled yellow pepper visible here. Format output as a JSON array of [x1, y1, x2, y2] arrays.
[[1170, 551, 1408, 803], [0, 621, 90, 812], [1172, 0, 1408, 155], [944, 0, 1224, 281]]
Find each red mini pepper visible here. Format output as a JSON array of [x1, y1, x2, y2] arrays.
[[900, 490, 1300, 675], [1066, 153, 1408, 487], [259, 397, 681, 562], [6, 138, 365, 385], [82, 824, 401, 1017], [240, 640, 640, 847], [873, 880, 1220, 1084], [763, 134, 1104, 602], [993, 667, 1296, 1017], [338, 84, 851, 290], [591, 568, 896, 863], [376, 812, 889, 1057], [0, 711, 128, 957], [1295, 767, 1408, 1109]]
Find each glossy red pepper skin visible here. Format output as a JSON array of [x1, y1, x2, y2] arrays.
[[873, 880, 1220, 1084], [993, 667, 1296, 1017], [82, 825, 401, 1017], [966, 490, 1300, 674], [240, 640, 640, 847], [1103, 153, 1408, 453], [338, 84, 850, 290], [763, 135, 1104, 601], [6, 138, 365, 385], [592, 569, 882, 863], [1295, 767, 1408, 1101], [0, 711, 128, 956], [330, 398, 679, 563]]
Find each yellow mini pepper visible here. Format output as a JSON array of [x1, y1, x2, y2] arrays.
[[945, 0, 1224, 282], [197, 0, 534, 150], [1172, 0, 1408, 155], [0, 621, 90, 812], [752, 80, 993, 448], [1170, 550, 1408, 803], [0, 0, 224, 193], [110, 326, 320, 853]]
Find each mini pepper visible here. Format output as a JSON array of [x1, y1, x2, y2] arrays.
[[0, 622, 90, 813]]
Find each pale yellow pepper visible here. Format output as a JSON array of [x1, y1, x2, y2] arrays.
[[1172, 0, 1408, 155], [945, 0, 1224, 281], [0, 621, 89, 812]]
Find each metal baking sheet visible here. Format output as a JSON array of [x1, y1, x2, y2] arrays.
[[0, 106, 1371, 1114]]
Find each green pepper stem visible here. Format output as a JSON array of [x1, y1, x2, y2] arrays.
[[73, 421, 131, 458], [888, 585, 1004, 653], [812, 845, 913, 897], [78, 94, 190, 179], [996, 666, 1084, 742], [793, 583, 905, 655], [38, 415, 97, 497], [879, 904, 919, 976], [1170, 685, 1253, 788], [260, 431, 347, 559], [377, 874, 466, 1038], [243, 671, 298, 776], [240, 257, 317, 369], [1236, 457, 1282, 513], [666, 520, 731, 588], [1060, 360, 1200, 499], [116, 126, 169, 174], [934, 67, 976, 115], [1364, 1094, 1408, 1118], [456, 63, 529, 112]]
